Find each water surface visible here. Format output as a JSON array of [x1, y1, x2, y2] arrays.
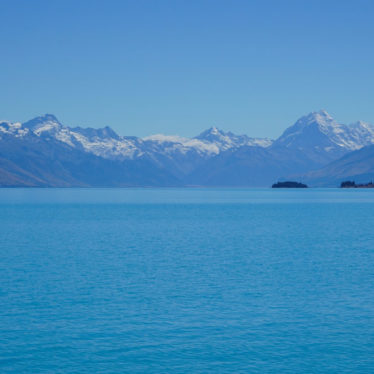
[[1, 188, 373, 373]]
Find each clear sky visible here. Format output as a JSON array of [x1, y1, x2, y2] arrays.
[[1, 0, 373, 138]]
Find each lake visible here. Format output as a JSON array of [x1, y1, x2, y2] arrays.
[[1, 188, 374, 373]]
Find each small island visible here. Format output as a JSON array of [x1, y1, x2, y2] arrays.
[[272, 181, 308, 188], [340, 181, 374, 188]]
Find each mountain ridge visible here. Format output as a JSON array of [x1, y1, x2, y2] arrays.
[[1, 110, 374, 187]]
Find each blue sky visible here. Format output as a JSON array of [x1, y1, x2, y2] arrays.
[[0, 0, 373, 137]]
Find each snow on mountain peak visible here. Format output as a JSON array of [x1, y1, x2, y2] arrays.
[[23, 114, 62, 135], [143, 134, 188, 143], [71, 126, 120, 141], [315, 109, 333, 119], [275, 110, 374, 152], [294, 110, 336, 129], [3, 111, 373, 168], [195, 126, 272, 150], [0, 121, 29, 137], [350, 120, 373, 130], [208, 126, 220, 135], [195, 126, 226, 140], [142, 134, 220, 155]]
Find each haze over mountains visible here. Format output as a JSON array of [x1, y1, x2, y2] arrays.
[[1, 110, 374, 187]]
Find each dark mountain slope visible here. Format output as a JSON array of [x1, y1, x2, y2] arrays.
[[186, 145, 319, 187], [0, 133, 181, 187], [303, 144, 374, 186]]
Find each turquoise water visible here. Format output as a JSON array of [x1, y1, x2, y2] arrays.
[[1, 188, 374, 373]]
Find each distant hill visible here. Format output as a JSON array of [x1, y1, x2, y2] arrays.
[[302, 144, 374, 187]]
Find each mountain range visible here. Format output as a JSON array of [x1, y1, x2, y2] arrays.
[[1, 110, 374, 187]]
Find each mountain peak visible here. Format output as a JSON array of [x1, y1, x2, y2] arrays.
[[195, 126, 227, 140], [315, 109, 332, 118], [301, 110, 334, 124], [28, 113, 60, 124], [22, 114, 62, 133], [274, 109, 374, 157], [285, 110, 337, 134], [208, 126, 220, 134], [71, 125, 120, 140], [41, 113, 59, 122]]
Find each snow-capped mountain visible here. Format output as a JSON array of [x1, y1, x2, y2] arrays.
[[195, 126, 273, 150], [22, 115, 144, 159], [0, 114, 274, 184], [15, 111, 372, 165], [141, 128, 273, 176], [0, 121, 30, 138], [14, 115, 273, 162], [273, 110, 374, 163], [1, 110, 374, 186]]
